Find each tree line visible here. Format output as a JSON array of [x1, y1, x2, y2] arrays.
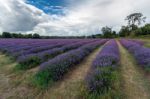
[[89, 12, 150, 38], [0, 32, 41, 39], [0, 32, 88, 39]]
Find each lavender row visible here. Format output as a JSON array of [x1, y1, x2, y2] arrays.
[[0, 39, 78, 54], [16, 40, 100, 69], [33, 40, 107, 88], [128, 39, 144, 45], [11, 40, 77, 57], [120, 39, 150, 70], [0, 39, 81, 51], [0, 41, 54, 53], [85, 40, 120, 93]]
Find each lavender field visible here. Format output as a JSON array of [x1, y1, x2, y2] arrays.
[[1, 0, 150, 98], [0, 38, 149, 99]]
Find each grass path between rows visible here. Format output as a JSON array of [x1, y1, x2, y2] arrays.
[[37, 47, 102, 99], [0, 54, 40, 99], [117, 41, 150, 99]]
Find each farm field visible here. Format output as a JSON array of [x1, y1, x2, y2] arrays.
[[0, 38, 150, 99], [1, 0, 150, 98]]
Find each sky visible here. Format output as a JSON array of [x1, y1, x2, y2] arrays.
[[0, 0, 150, 36]]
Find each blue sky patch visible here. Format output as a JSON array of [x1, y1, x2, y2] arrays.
[[26, 0, 68, 15]]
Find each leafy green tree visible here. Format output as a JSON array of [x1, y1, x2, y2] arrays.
[[26, 34, 32, 38], [125, 13, 146, 30], [112, 31, 118, 38], [141, 24, 150, 35], [32, 33, 40, 39], [12, 33, 19, 38], [101, 26, 112, 38], [18, 33, 24, 38], [2, 32, 12, 38], [119, 26, 130, 37], [133, 28, 142, 36], [95, 34, 102, 38]]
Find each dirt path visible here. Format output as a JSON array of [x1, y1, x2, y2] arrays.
[[38, 47, 102, 99], [117, 41, 150, 99]]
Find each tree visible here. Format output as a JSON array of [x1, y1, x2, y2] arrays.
[[133, 28, 142, 36], [112, 31, 118, 38], [18, 33, 24, 38], [119, 26, 130, 37], [2, 32, 12, 38], [141, 24, 150, 35], [101, 26, 113, 38], [12, 33, 19, 38], [32, 33, 40, 39], [26, 34, 32, 38], [125, 13, 146, 30], [95, 34, 102, 38]]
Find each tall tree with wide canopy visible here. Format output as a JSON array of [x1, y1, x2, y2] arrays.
[[125, 13, 146, 30]]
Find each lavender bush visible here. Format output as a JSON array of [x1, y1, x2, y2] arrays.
[[85, 40, 120, 94], [128, 39, 144, 45], [120, 39, 150, 70]]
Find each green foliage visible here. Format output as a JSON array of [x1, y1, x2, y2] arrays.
[[101, 26, 112, 38], [32, 70, 54, 89], [119, 26, 130, 37], [118, 12, 149, 37], [96, 67, 118, 93], [0, 32, 41, 39], [144, 42, 150, 48], [26, 34, 33, 38], [101, 26, 117, 38], [144, 63, 150, 72], [17, 56, 41, 70], [2, 32, 12, 38], [12, 33, 19, 38], [141, 24, 150, 35], [32, 33, 40, 39], [129, 24, 150, 37], [119, 12, 150, 37], [18, 33, 24, 38]]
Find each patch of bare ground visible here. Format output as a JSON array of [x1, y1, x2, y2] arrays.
[[36, 47, 102, 99], [117, 41, 150, 99]]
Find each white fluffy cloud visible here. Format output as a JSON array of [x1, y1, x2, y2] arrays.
[[0, 0, 150, 36], [0, 0, 51, 32]]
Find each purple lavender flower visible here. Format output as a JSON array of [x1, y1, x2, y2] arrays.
[[120, 39, 150, 69], [85, 40, 120, 93]]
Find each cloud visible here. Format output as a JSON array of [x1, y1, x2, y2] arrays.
[[0, 0, 150, 36], [0, 0, 50, 32]]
